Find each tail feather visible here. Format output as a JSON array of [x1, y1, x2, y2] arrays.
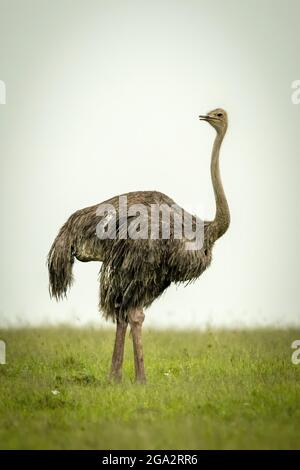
[[48, 222, 74, 300]]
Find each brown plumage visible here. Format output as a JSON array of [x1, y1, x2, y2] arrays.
[[48, 108, 230, 383]]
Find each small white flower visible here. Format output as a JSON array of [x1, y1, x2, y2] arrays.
[[51, 390, 60, 396], [164, 370, 171, 377]]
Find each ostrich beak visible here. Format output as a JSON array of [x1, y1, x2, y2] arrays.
[[199, 114, 218, 122]]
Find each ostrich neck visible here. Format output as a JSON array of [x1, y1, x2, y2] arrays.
[[209, 129, 230, 240]]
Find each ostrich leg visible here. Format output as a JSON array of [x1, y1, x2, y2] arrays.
[[129, 308, 146, 383], [109, 319, 128, 382]]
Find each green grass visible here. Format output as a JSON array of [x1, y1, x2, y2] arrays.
[[0, 327, 299, 449]]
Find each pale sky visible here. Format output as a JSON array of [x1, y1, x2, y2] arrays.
[[0, 0, 299, 328]]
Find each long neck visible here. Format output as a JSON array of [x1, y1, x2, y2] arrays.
[[209, 128, 230, 241]]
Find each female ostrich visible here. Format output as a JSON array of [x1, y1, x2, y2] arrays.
[[48, 108, 230, 383]]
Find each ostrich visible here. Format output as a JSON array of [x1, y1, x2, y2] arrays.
[[48, 108, 230, 383]]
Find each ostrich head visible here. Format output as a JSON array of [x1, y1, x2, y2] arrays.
[[199, 108, 228, 133]]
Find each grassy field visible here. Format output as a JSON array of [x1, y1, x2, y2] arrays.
[[0, 327, 299, 449]]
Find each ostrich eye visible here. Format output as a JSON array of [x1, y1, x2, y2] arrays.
[[217, 113, 223, 117]]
